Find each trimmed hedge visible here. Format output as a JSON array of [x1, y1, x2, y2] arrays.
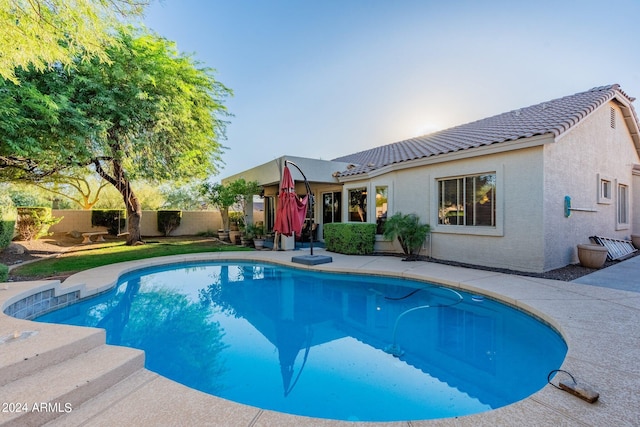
[[0, 193, 17, 249], [16, 207, 62, 241], [157, 210, 182, 236], [324, 223, 376, 255], [91, 210, 126, 235]]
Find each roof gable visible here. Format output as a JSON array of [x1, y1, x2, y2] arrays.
[[333, 84, 639, 177]]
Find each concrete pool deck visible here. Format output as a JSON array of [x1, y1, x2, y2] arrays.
[[1, 248, 639, 426]]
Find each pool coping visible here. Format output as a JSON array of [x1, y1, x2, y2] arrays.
[[2, 248, 640, 426]]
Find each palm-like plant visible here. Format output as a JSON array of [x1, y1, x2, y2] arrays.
[[383, 212, 430, 261]]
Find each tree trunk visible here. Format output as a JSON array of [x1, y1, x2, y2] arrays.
[[93, 157, 143, 246], [220, 208, 230, 231], [125, 192, 143, 245]]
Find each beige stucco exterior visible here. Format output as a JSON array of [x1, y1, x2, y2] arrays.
[[542, 102, 640, 270], [223, 98, 640, 273], [339, 141, 549, 272]]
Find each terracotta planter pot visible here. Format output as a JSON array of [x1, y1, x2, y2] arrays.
[[577, 244, 608, 269], [631, 235, 640, 250], [217, 229, 230, 242], [229, 230, 241, 244], [253, 238, 265, 250]]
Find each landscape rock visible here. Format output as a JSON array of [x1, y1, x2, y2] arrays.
[[7, 243, 25, 255], [66, 230, 83, 239]]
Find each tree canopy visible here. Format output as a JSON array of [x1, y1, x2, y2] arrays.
[[0, 28, 232, 243], [0, 0, 149, 83], [78, 29, 231, 182], [0, 64, 90, 179]]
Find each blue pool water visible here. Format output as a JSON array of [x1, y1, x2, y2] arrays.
[[35, 262, 567, 421]]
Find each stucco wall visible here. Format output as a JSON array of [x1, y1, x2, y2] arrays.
[[344, 146, 547, 272], [542, 102, 640, 270], [422, 148, 545, 272], [49, 210, 223, 236], [49, 210, 101, 233], [633, 172, 640, 235]]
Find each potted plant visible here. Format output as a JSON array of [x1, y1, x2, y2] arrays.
[[228, 178, 261, 227], [229, 212, 244, 244], [200, 179, 261, 243], [238, 224, 251, 247], [247, 223, 266, 249], [229, 212, 242, 231], [383, 212, 431, 261]]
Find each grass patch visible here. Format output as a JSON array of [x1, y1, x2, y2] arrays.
[[11, 238, 251, 280]]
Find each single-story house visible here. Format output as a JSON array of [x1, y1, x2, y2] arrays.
[[223, 84, 640, 273]]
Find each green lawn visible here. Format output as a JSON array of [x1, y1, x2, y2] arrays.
[[11, 238, 251, 280]]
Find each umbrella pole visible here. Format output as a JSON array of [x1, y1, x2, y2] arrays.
[[284, 160, 314, 256]]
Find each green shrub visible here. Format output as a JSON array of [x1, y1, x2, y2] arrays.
[[0, 193, 17, 249], [92, 210, 126, 235], [383, 212, 430, 260], [16, 207, 62, 241], [0, 263, 8, 282], [157, 210, 182, 236], [324, 223, 376, 255]]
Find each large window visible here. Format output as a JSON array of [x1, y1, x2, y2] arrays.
[[264, 196, 275, 232], [322, 192, 341, 224], [348, 188, 367, 222], [438, 173, 496, 226], [617, 183, 629, 227], [375, 186, 388, 234]]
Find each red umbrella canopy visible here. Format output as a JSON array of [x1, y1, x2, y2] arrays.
[[274, 165, 308, 237]]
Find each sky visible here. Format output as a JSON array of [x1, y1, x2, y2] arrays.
[[142, 0, 640, 179]]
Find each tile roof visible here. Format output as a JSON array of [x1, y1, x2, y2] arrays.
[[333, 84, 637, 177]]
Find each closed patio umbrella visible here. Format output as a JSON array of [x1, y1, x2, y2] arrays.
[[274, 164, 308, 237]]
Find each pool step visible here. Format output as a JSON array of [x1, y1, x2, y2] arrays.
[[42, 369, 262, 427], [0, 324, 106, 388], [42, 369, 160, 427], [0, 344, 144, 427]]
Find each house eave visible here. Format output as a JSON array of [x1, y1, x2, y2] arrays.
[[615, 99, 640, 157], [222, 155, 352, 187]]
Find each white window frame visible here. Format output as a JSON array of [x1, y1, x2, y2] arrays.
[[432, 167, 504, 237], [343, 183, 370, 223], [597, 174, 612, 204], [616, 180, 630, 230], [371, 180, 393, 235]]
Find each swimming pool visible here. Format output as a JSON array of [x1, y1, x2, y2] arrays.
[[35, 261, 567, 422]]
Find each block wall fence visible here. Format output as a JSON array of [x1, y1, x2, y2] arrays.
[[48, 210, 226, 237]]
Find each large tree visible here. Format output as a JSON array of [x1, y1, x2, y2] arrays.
[[0, 63, 90, 179], [0, 0, 149, 83], [32, 170, 110, 210], [0, 28, 231, 244]]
